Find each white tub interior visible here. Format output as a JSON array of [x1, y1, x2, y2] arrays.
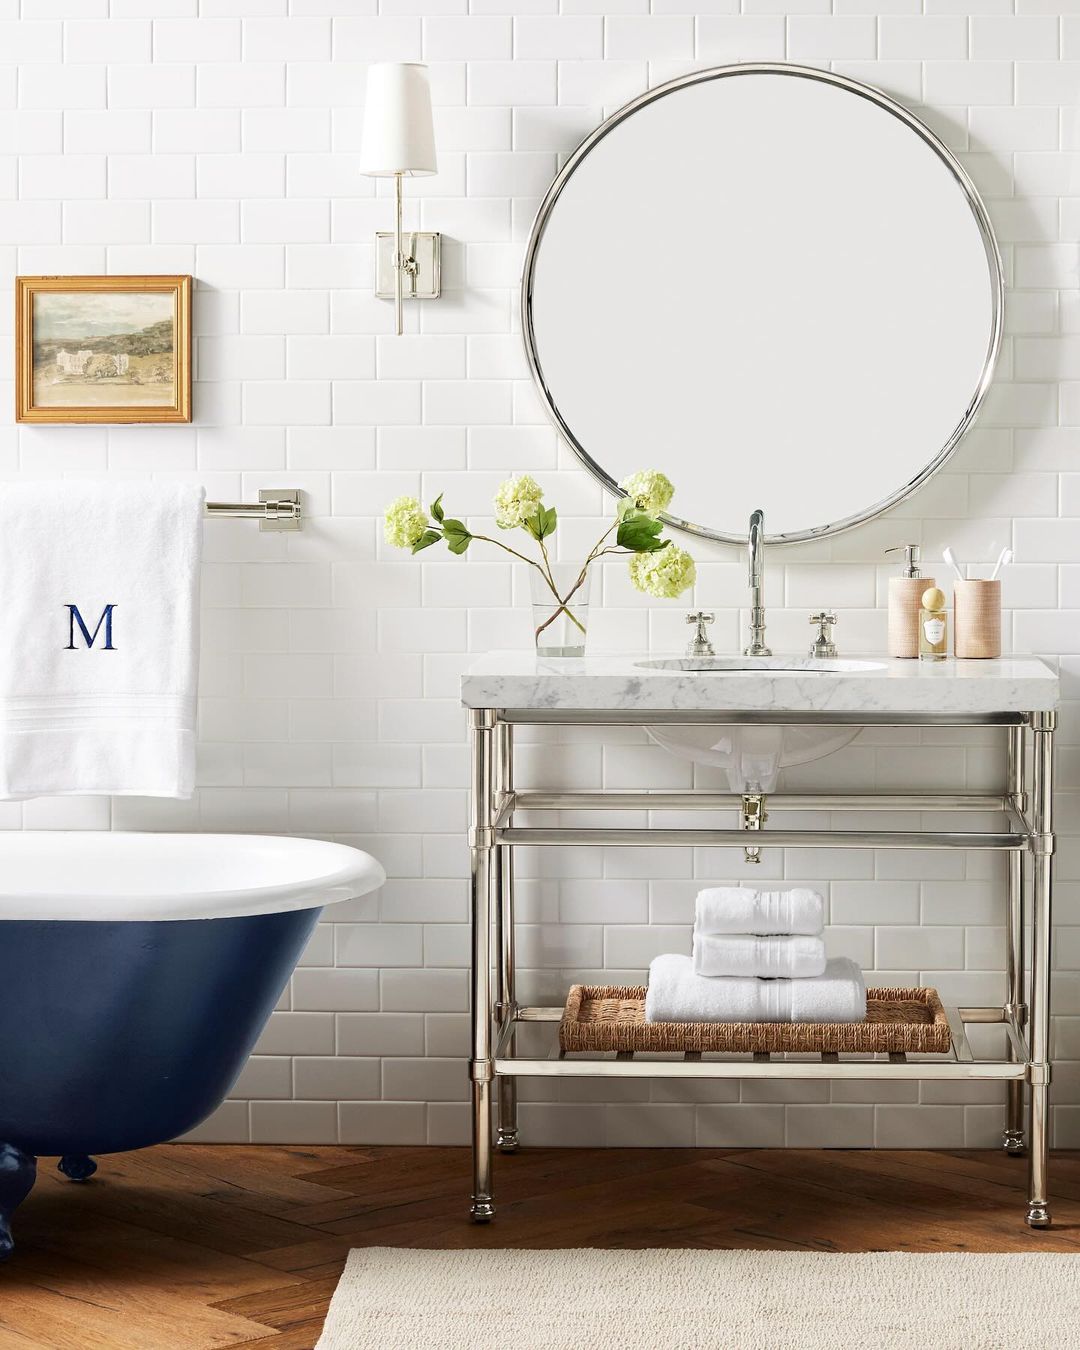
[[0, 832, 385, 921]]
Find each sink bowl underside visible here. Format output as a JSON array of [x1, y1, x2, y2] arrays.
[[635, 657, 875, 788], [645, 722, 863, 791]]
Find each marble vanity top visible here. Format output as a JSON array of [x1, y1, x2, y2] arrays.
[[461, 653, 1059, 714]]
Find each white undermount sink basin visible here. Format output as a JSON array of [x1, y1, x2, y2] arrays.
[[636, 656, 886, 674], [637, 654, 882, 789]]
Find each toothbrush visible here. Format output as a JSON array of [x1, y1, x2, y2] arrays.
[[942, 546, 966, 583], [989, 547, 1013, 582]]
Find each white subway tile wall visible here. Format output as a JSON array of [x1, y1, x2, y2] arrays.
[[1, 4, 1077, 1151]]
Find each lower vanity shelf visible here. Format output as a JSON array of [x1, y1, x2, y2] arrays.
[[493, 1000, 1025, 1082]]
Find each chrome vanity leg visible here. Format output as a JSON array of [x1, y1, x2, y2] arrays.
[[1004, 725, 1026, 1156], [1027, 711, 1055, 1228], [495, 720, 519, 1153], [469, 708, 496, 1222]]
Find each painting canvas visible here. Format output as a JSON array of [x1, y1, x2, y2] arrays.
[[16, 276, 191, 424]]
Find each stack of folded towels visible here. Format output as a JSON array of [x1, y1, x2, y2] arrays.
[[645, 886, 866, 1024]]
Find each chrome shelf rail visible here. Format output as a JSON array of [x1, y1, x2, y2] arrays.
[[491, 1008, 1026, 1082], [512, 790, 1010, 813], [497, 826, 1029, 851], [466, 707, 1056, 1230], [499, 708, 1028, 726]]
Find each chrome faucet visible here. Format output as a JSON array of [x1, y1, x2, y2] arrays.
[[744, 508, 771, 657]]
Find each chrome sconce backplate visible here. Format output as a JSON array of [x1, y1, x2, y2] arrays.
[[375, 231, 442, 302]]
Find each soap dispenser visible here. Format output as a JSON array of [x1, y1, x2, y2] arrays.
[[886, 544, 934, 659]]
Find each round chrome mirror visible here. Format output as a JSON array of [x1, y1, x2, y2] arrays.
[[522, 64, 1003, 544]]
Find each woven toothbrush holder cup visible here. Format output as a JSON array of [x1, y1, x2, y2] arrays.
[[954, 579, 1001, 659]]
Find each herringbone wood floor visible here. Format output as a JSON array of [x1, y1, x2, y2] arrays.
[[1, 1144, 1078, 1348]]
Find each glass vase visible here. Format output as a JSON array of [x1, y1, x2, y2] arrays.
[[530, 563, 591, 658]]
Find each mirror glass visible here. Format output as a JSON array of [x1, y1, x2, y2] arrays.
[[523, 66, 1003, 544]]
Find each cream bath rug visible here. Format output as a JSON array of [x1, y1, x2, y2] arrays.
[[316, 1248, 1080, 1349]]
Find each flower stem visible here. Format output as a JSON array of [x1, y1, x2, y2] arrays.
[[469, 534, 545, 571]]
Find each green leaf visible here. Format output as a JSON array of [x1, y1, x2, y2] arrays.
[[430, 493, 444, 523], [617, 514, 664, 552], [440, 518, 472, 555], [411, 529, 443, 554], [524, 505, 557, 541], [616, 496, 638, 520]]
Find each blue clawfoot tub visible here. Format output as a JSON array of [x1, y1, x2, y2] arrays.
[[0, 832, 384, 1259]]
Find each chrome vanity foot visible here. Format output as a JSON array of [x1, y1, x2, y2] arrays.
[[58, 1154, 98, 1182], [0, 1143, 37, 1261], [1026, 1205, 1052, 1229], [470, 1197, 496, 1223], [1002, 1130, 1026, 1156], [496, 1128, 519, 1153]]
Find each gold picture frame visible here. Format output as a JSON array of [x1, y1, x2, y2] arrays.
[[15, 275, 192, 424]]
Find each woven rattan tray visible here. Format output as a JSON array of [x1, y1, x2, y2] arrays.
[[559, 984, 951, 1055]]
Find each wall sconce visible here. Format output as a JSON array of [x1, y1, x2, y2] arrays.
[[359, 62, 440, 336]]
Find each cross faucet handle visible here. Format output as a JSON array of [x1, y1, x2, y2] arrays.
[[809, 611, 838, 659], [685, 611, 716, 657]]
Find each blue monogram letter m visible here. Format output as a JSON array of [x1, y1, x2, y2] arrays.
[[66, 604, 117, 651]]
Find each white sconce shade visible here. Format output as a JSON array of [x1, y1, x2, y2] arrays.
[[359, 62, 437, 178]]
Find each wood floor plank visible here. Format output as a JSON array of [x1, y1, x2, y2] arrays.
[[2, 1143, 1077, 1349], [66, 1151, 322, 1257], [720, 1149, 1080, 1248], [164, 1151, 358, 1218], [18, 1185, 308, 1301], [0, 1276, 271, 1350]]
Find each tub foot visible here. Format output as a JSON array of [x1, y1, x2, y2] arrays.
[[0, 1143, 37, 1261], [58, 1154, 97, 1182]]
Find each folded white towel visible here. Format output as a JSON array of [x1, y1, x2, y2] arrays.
[[695, 886, 824, 937], [0, 480, 204, 799], [692, 933, 827, 980], [645, 955, 866, 1024]]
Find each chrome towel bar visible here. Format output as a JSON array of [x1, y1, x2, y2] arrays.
[[205, 489, 302, 531]]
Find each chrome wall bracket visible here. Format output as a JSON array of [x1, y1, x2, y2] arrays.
[[256, 489, 302, 532], [376, 231, 442, 301], [204, 490, 303, 532]]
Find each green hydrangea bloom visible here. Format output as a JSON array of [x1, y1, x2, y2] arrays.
[[628, 544, 696, 599], [493, 474, 544, 529], [619, 469, 675, 516], [383, 495, 428, 549]]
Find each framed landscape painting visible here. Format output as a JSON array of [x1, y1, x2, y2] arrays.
[[15, 275, 191, 424]]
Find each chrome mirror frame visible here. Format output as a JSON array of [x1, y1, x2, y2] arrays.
[[520, 62, 1005, 546]]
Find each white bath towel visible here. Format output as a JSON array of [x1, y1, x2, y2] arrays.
[[0, 480, 205, 798], [645, 955, 866, 1024], [692, 933, 827, 980], [695, 886, 824, 937]]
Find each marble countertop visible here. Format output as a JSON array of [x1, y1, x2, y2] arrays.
[[461, 652, 1059, 714]]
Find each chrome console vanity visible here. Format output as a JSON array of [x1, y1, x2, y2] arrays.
[[461, 655, 1059, 1228]]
